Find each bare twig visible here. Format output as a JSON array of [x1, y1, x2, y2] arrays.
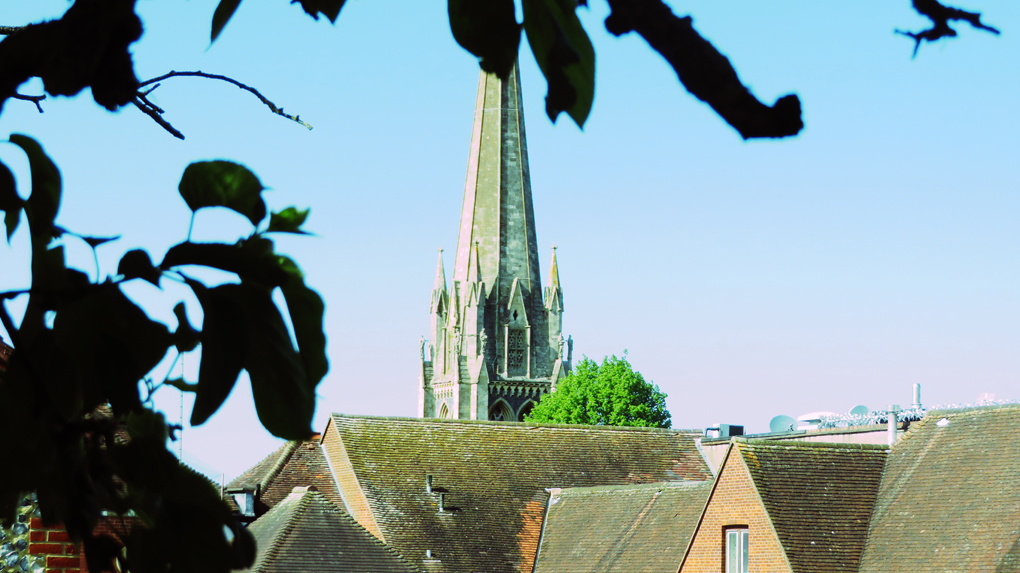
[[12, 92, 45, 113], [0, 26, 25, 35], [138, 70, 313, 130], [898, 0, 1000, 57], [132, 98, 184, 140]]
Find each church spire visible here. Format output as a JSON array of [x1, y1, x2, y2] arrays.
[[420, 62, 570, 422], [453, 61, 541, 302]]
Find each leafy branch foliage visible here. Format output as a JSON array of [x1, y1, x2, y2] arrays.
[[0, 137, 326, 572], [526, 354, 671, 428]]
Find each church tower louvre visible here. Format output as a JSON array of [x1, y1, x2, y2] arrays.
[[418, 62, 572, 422]]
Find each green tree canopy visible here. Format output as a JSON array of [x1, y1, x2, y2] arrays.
[[526, 354, 671, 428]]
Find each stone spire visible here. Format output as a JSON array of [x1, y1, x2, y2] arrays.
[[419, 62, 570, 422], [453, 61, 541, 301]]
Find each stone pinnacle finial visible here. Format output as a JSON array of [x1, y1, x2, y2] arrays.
[[548, 245, 560, 290], [433, 249, 447, 292]]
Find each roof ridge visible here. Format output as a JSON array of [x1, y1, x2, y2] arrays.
[[736, 439, 890, 452], [555, 480, 712, 496], [331, 413, 685, 434], [254, 491, 309, 573], [260, 441, 301, 490]]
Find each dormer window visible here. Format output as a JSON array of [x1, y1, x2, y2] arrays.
[[229, 489, 256, 519]]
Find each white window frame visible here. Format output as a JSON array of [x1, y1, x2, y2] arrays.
[[725, 527, 748, 573]]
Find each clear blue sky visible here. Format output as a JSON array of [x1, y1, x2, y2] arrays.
[[1, 1, 1017, 480]]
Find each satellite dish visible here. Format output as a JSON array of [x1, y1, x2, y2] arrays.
[[849, 405, 869, 416], [770, 415, 796, 433]]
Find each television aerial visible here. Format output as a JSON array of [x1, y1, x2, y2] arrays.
[[769, 415, 796, 433], [849, 405, 869, 416]]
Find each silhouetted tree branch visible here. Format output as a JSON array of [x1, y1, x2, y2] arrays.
[[133, 70, 313, 139], [603, 0, 803, 139], [899, 0, 999, 57], [11, 92, 45, 113]]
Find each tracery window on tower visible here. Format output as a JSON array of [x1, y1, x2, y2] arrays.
[[507, 329, 526, 375], [438, 402, 450, 419]]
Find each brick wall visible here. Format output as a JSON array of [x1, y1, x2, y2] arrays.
[[680, 447, 791, 573], [27, 519, 81, 573]]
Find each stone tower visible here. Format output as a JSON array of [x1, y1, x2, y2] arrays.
[[418, 63, 571, 421]]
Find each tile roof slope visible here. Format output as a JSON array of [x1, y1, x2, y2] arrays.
[[245, 487, 416, 573], [737, 440, 888, 573], [859, 404, 1020, 573], [327, 414, 713, 573], [227, 440, 344, 512], [533, 481, 713, 573]]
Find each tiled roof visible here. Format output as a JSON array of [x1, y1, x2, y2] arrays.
[[245, 487, 415, 573], [324, 414, 712, 573], [227, 439, 343, 515], [737, 439, 888, 573], [534, 481, 712, 573], [859, 404, 1020, 573]]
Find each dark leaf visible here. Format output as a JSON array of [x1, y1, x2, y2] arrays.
[[228, 523, 256, 569], [0, 0, 141, 112], [0, 160, 21, 242], [291, 0, 348, 22], [10, 134, 62, 245], [52, 284, 173, 416], [172, 302, 200, 353], [233, 283, 314, 440], [178, 161, 266, 226], [522, 0, 595, 126], [118, 249, 161, 286], [279, 256, 329, 387], [83, 534, 123, 573], [81, 235, 119, 248], [448, 0, 521, 78], [161, 241, 288, 287], [267, 206, 310, 234], [185, 280, 247, 426], [211, 0, 243, 42]]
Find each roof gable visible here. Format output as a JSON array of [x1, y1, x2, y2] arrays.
[[245, 487, 414, 573], [324, 414, 712, 573], [534, 481, 712, 573], [680, 443, 791, 573], [859, 405, 1020, 573], [738, 440, 887, 573], [227, 440, 345, 516]]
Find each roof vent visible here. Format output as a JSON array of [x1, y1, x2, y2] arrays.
[[426, 474, 433, 494], [438, 493, 446, 513], [937, 417, 950, 427], [704, 424, 744, 438]]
